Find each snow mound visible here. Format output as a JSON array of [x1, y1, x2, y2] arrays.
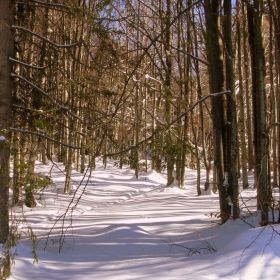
[[141, 170, 166, 184], [92, 224, 151, 238]]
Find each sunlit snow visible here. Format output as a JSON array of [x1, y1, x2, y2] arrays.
[[5, 159, 280, 280]]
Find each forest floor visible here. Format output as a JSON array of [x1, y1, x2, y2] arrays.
[[4, 159, 280, 279]]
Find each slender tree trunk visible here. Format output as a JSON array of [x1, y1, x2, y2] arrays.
[[224, 0, 239, 218], [191, 107, 202, 195], [269, 0, 280, 221], [175, 1, 184, 187], [80, 138, 86, 173], [164, 0, 175, 186], [247, 0, 269, 224], [237, 0, 249, 189], [193, 15, 211, 189], [134, 75, 141, 179], [12, 134, 22, 205], [25, 136, 38, 208], [64, 148, 73, 194], [242, 3, 254, 172], [267, 4, 278, 188], [275, 2, 280, 199], [64, 118, 74, 194]]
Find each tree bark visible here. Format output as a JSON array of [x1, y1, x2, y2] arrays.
[[164, 0, 175, 186], [224, 0, 239, 218], [236, 0, 249, 189], [0, 0, 14, 243], [12, 134, 22, 205], [247, 0, 269, 224], [204, 0, 230, 222]]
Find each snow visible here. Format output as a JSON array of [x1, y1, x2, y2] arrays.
[[4, 159, 280, 280], [0, 136, 6, 141]]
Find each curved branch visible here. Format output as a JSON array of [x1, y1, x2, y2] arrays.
[[11, 73, 81, 121], [10, 57, 46, 70], [12, 25, 82, 48], [10, 127, 81, 149]]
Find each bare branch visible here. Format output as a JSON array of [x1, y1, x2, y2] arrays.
[[169, 45, 209, 66], [11, 73, 82, 121], [16, 0, 66, 9], [43, 162, 94, 252], [10, 127, 81, 150], [237, 227, 266, 272], [9, 57, 46, 70], [162, 237, 201, 256], [12, 25, 82, 48]]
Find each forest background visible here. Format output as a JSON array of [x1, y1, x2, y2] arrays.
[[0, 0, 280, 275]]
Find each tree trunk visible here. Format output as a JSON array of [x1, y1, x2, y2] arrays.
[[267, 2, 278, 188], [204, 0, 230, 222], [269, 0, 280, 221], [247, 1, 269, 224], [193, 15, 211, 190], [25, 136, 37, 208], [236, 0, 249, 189], [0, 0, 14, 243], [224, 0, 239, 218], [242, 3, 255, 172], [164, 0, 175, 186], [12, 134, 22, 205]]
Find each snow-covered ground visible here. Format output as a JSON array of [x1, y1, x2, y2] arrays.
[[4, 159, 280, 279]]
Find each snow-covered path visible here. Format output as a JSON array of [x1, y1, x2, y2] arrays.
[[6, 160, 280, 279]]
